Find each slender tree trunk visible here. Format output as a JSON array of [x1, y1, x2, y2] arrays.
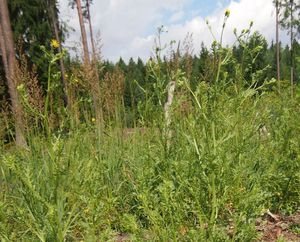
[[164, 80, 176, 151], [76, 0, 103, 130], [85, 0, 103, 125], [289, 0, 294, 90], [75, 0, 90, 64], [0, 0, 27, 147], [0, 20, 8, 73], [86, 0, 96, 59], [48, 0, 69, 107], [276, 0, 281, 86]]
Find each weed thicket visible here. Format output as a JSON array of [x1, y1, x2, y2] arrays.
[[1, 14, 300, 242]]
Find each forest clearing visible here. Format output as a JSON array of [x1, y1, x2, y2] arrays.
[[0, 0, 300, 241]]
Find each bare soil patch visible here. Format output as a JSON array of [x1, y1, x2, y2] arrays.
[[256, 211, 300, 241]]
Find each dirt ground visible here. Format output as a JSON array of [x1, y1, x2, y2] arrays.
[[256, 211, 300, 241], [113, 210, 300, 241]]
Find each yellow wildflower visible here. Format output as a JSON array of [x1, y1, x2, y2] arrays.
[[50, 39, 60, 49], [225, 9, 230, 17], [17, 83, 25, 91], [91, 118, 96, 123]]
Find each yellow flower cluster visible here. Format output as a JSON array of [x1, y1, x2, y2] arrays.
[[225, 9, 230, 17], [50, 39, 60, 49]]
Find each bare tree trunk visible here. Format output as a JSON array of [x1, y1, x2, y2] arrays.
[[276, 0, 281, 86], [86, 0, 96, 59], [0, 19, 8, 72], [75, 0, 103, 130], [290, 0, 294, 92], [85, 0, 103, 126], [0, 0, 27, 147], [164, 80, 176, 151], [75, 0, 90, 64], [48, 0, 69, 107]]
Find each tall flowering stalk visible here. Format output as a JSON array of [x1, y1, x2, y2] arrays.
[[41, 40, 65, 135]]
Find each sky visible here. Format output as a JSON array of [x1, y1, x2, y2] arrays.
[[58, 0, 287, 62]]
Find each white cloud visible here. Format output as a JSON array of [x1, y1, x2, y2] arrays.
[[169, 11, 185, 23], [147, 0, 284, 57], [58, 0, 287, 62], [58, 0, 188, 60]]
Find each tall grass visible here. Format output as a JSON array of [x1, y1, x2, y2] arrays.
[[1, 79, 299, 241]]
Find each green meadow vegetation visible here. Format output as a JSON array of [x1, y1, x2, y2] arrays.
[[1, 68, 300, 241], [1, 1, 300, 241]]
